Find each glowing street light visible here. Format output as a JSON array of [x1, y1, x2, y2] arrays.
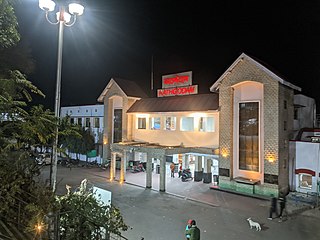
[[38, 0, 84, 192]]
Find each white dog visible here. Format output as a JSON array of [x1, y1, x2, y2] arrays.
[[247, 217, 261, 231]]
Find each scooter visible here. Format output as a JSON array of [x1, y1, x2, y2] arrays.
[[181, 169, 193, 182]]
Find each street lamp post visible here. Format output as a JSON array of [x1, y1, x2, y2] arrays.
[[38, 0, 84, 192]]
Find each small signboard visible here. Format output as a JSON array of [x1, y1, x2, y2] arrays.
[[93, 187, 112, 206]]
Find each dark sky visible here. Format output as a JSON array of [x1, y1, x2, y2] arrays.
[[15, 0, 320, 110]]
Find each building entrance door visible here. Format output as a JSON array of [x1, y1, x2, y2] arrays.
[[113, 109, 122, 143]]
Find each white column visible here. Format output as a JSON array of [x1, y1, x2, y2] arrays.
[[159, 156, 166, 192], [203, 157, 212, 183], [195, 156, 202, 171], [120, 151, 127, 183], [146, 154, 152, 188], [182, 154, 188, 169], [110, 152, 116, 181], [194, 156, 203, 182]]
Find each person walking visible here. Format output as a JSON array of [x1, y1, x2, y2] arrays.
[[268, 195, 278, 220], [187, 220, 200, 240], [185, 219, 192, 239], [170, 162, 175, 178], [278, 195, 287, 222], [178, 165, 183, 178]]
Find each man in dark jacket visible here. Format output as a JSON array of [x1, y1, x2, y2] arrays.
[[268, 195, 278, 220], [187, 220, 200, 240]]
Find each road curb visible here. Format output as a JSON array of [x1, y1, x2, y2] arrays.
[[209, 186, 269, 201], [123, 180, 219, 207]]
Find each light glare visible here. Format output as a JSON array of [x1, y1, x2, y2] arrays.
[[39, 0, 55, 12], [69, 3, 84, 16], [56, 11, 71, 23]]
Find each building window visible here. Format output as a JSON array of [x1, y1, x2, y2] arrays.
[[77, 118, 82, 125], [94, 117, 100, 128], [299, 174, 312, 189], [199, 117, 214, 132], [239, 102, 259, 172], [284, 100, 287, 109], [294, 108, 298, 120], [70, 118, 74, 124], [85, 117, 90, 127], [138, 117, 146, 129], [284, 121, 287, 131], [165, 116, 176, 131], [150, 117, 161, 130], [180, 117, 194, 131]]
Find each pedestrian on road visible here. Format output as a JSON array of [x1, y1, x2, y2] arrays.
[[278, 195, 287, 221], [178, 165, 182, 178], [185, 219, 192, 239], [170, 162, 175, 178], [187, 220, 200, 240], [268, 195, 278, 220]]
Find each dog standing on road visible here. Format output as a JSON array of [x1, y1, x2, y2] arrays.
[[247, 217, 261, 231]]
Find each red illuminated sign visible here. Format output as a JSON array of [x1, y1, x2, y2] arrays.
[[162, 71, 192, 89], [163, 75, 189, 85], [157, 85, 198, 97]]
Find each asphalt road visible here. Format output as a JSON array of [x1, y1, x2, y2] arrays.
[[40, 165, 320, 240]]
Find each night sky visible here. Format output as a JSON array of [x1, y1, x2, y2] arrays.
[[15, 0, 320, 110]]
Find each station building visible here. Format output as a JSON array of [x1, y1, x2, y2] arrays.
[[95, 53, 316, 197]]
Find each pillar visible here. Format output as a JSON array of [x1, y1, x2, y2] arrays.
[[146, 155, 152, 189], [194, 156, 203, 182], [120, 151, 127, 183], [203, 157, 212, 184], [110, 152, 116, 181], [159, 156, 166, 192], [182, 154, 189, 170]]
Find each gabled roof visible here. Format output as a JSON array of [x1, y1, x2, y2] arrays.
[[127, 93, 219, 113], [210, 53, 301, 92], [98, 78, 148, 102]]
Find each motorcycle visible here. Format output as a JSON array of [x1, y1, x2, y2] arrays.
[[35, 153, 51, 165], [131, 163, 145, 173], [181, 169, 193, 182]]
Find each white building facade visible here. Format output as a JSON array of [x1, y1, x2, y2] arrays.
[[60, 104, 104, 163]]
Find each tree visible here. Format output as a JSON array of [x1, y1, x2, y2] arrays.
[[59, 122, 95, 162], [57, 180, 128, 239], [0, 1, 57, 237], [0, 0, 20, 48], [0, 152, 56, 233]]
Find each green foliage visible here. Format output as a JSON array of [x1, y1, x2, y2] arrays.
[[0, 0, 20, 48], [57, 183, 128, 239], [0, 152, 56, 231], [59, 120, 95, 160]]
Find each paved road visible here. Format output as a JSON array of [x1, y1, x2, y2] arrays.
[[40, 166, 320, 240]]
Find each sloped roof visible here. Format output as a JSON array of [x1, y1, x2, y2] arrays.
[[127, 93, 219, 113], [98, 78, 148, 102], [210, 53, 301, 92]]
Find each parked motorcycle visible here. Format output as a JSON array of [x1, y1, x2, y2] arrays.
[[35, 153, 51, 165], [181, 169, 193, 182], [131, 163, 145, 173]]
